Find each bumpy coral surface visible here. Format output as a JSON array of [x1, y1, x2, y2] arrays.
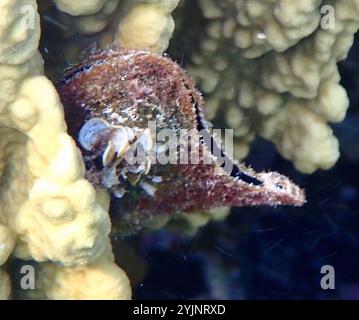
[[186, 0, 359, 173], [115, 0, 180, 53], [32, 242, 131, 299], [53, 0, 114, 16], [39, 0, 180, 69], [0, 268, 11, 300]]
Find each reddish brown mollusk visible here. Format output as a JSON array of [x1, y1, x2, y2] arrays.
[[59, 48, 201, 137], [57, 47, 305, 230]]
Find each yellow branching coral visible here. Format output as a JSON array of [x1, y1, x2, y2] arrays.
[[0, 224, 14, 300], [0, 224, 15, 266], [38, 0, 180, 88], [0, 0, 133, 299], [46, 0, 180, 64], [31, 244, 131, 300], [200, 0, 323, 58], [115, 0, 180, 53], [53, 0, 114, 16], [188, 0, 359, 173], [51, 0, 121, 35], [0, 268, 11, 300]]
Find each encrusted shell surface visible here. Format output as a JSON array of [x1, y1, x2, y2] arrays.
[[57, 47, 305, 230]]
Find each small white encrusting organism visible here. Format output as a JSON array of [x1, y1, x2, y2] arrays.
[[77, 116, 156, 198], [78, 117, 111, 151]]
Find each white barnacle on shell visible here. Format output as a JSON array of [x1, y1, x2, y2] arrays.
[[102, 141, 117, 167], [78, 117, 110, 151], [102, 126, 135, 167], [110, 127, 131, 156]]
